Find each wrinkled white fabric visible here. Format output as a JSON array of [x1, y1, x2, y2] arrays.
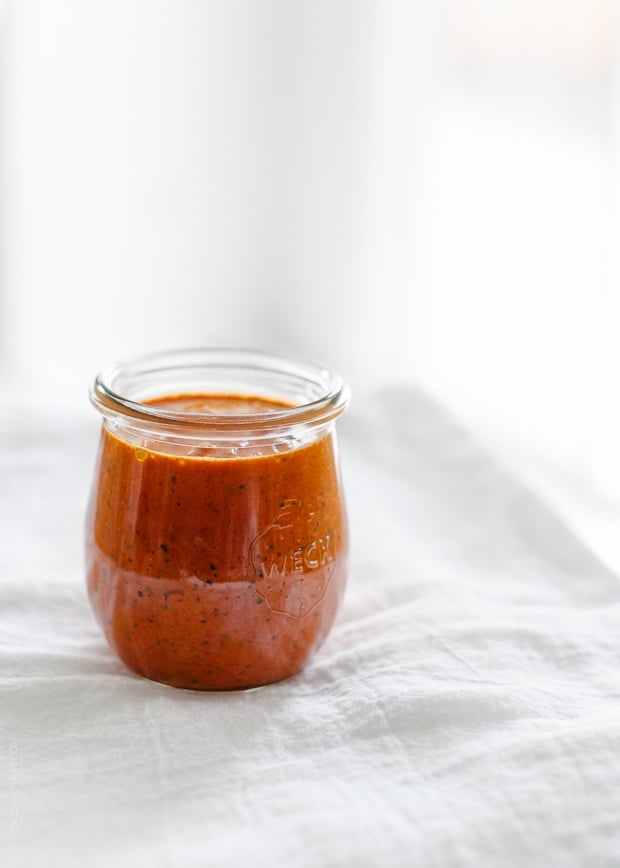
[[1, 387, 619, 868]]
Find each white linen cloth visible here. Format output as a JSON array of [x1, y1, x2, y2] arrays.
[[1, 386, 619, 868]]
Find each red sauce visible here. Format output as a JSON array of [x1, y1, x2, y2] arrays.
[[85, 394, 348, 690]]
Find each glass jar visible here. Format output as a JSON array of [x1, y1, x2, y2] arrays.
[[85, 348, 350, 690]]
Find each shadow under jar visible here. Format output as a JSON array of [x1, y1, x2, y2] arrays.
[[85, 348, 350, 690]]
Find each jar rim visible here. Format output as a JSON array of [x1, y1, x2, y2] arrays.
[[90, 347, 350, 433]]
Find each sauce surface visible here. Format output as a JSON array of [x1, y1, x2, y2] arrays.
[[86, 393, 348, 689], [146, 394, 292, 414]]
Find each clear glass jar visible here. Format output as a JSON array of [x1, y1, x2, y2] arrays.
[[85, 348, 350, 690]]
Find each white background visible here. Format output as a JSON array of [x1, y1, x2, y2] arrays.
[[1, 0, 618, 556], [3, 9, 620, 865]]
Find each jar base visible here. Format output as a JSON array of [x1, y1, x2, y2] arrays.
[[122, 657, 306, 692]]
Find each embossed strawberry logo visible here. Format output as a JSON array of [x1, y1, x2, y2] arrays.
[[249, 499, 334, 618]]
